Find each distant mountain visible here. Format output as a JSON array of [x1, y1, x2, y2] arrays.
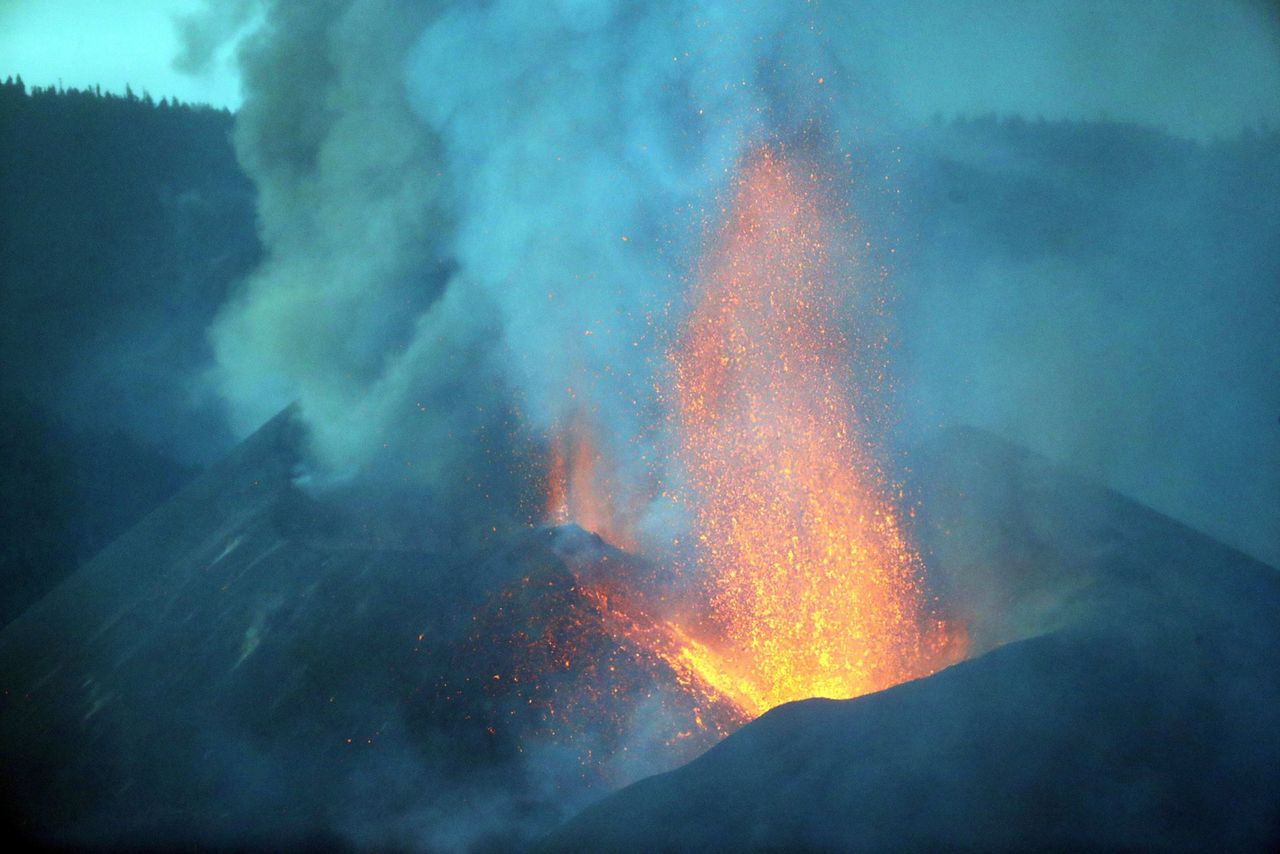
[[0, 79, 260, 622], [888, 117, 1280, 570], [544, 428, 1280, 851]]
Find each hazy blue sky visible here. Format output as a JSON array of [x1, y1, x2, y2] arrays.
[[862, 0, 1280, 140], [1, 1, 1278, 136], [0, 0, 241, 106]]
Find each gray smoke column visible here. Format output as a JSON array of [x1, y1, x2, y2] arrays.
[[204, 0, 846, 541], [204, 0, 525, 531]]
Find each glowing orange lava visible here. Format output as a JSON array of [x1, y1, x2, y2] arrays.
[[538, 144, 963, 726], [668, 145, 963, 714], [545, 410, 639, 552]]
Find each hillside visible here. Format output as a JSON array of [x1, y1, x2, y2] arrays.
[[0, 79, 259, 623]]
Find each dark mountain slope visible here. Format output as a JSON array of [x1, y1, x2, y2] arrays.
[[0, 79, 260, 622], [0, 407, 702, 849], [0, 408, 486, 848]]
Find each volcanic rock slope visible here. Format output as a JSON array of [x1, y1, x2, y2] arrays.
[[3, 413, 1277, 850], [545, 427, 1280, 851], [0, 407, 540, 847], [0, 406, 733, 848]]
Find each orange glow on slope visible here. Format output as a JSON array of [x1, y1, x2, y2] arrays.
[[668, 145, 964, 714], [545, 411, 639, 552]]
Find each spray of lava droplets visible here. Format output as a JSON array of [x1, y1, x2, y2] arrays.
[[667, 144, 963, 715], [545, 409, 640, 553]]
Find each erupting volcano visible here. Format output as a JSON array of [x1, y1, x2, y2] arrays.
[[529, 143, 963, 738]]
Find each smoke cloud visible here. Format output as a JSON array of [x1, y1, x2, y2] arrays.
[[192, 0, 1279, 555]]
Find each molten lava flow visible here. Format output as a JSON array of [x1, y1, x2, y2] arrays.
[[669, 145, 962, 714]]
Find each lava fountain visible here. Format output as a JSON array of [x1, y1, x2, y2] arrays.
[[667, 144, 963, 714], [522, 143, 962, 746], [545, 409, 640, 553]]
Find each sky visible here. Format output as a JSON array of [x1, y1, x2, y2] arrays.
[[0, 0, 242, 107], [864, 0, 1280, 140], [2, 1, 1279, 139]]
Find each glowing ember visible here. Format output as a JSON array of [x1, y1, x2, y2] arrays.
[[434, 529, 746, 789], [668, 144, 963, 714]]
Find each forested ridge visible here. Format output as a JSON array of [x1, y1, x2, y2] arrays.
[[0, 78, 259, 625]]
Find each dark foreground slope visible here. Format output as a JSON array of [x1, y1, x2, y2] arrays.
[[545, 428, 1280, 851], [0, 409, 527, 849], [0, 408, 722, 849]]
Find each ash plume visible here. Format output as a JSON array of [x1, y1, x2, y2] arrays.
[[188, 0, 1280, 569], [201, 0, 853, 545]]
